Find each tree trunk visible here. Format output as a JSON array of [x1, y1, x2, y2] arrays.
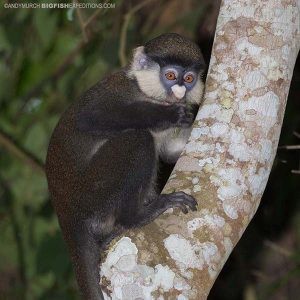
[[99, 1, 300, 299]]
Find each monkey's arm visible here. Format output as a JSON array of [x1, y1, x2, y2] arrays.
[[76, 100, 193, 134]]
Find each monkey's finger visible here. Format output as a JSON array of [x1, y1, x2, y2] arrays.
[[163, 194, 191, 213], [183, 202, 198, 212], [177, 203, 188, 214], [163, 200, 188, 214], [171, 192, 197, 205], [183, 200, 197, 211], [165, 192, 198, 212], [178, 114, 194, 127], [175, 202, 196, 213]]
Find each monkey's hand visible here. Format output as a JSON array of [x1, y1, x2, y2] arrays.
[[167, 104, 194, 128]]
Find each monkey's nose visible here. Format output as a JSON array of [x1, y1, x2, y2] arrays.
[[171, 84, 186, 99]]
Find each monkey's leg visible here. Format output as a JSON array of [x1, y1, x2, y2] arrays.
[[51, 129, 155, 300], [66, 129, 197, 300], [93, 131, 198, 229]]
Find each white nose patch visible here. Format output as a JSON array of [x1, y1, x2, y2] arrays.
[[171, 84, 186, 99]]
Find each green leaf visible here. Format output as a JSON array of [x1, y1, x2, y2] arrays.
[[23, 122, 48, 161], [0, 26, 11, 51], [36, 230, 71, 280], [33, 10, 58, 50], [67, 8, 75, 21]]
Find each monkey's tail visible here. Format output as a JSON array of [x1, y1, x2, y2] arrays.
[[69, 232, 105, 300]]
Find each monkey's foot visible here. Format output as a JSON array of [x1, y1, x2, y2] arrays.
[[161, 191, 197, 214], [100, 226, 124, 250]]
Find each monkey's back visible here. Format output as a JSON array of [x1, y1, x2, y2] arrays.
[[45, 70, 155, 219]]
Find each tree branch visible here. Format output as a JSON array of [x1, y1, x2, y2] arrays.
[[20, 5, 107, 110], [291, 170, 300, 174], [293, 131, 300, 139], [83, 0, 110, 28], [73, 0, 89, 42], [279, 145, 300, 150], [0, 128, 44, 174], [19, 40, 86, 111], [118, 0, 155, 67], [99, 1, 300, 299], [0, 178, 27, 298]]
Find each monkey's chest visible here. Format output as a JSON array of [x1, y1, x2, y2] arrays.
[[152, 128, 192, 163]]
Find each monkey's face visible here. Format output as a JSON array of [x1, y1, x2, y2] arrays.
[[160, 65, 198, 102], [129, 46, 204, 105]]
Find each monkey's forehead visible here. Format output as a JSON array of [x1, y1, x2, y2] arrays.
[[144, 33, 204, 67], [147, 54, 204, 71]]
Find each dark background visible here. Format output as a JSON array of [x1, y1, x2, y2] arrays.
[[0, 1, 299, 299]]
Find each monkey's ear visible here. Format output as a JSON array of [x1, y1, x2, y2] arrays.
[[131, 46, 151, 71]]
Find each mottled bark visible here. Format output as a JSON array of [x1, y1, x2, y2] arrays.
[[100, 1, 300, 299]]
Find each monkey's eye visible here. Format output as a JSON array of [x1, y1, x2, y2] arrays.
[[184, 74, 194, 83], [165, 71, 176, 81]]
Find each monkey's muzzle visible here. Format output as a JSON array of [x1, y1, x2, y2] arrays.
[[171, 84, 186, 100]]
